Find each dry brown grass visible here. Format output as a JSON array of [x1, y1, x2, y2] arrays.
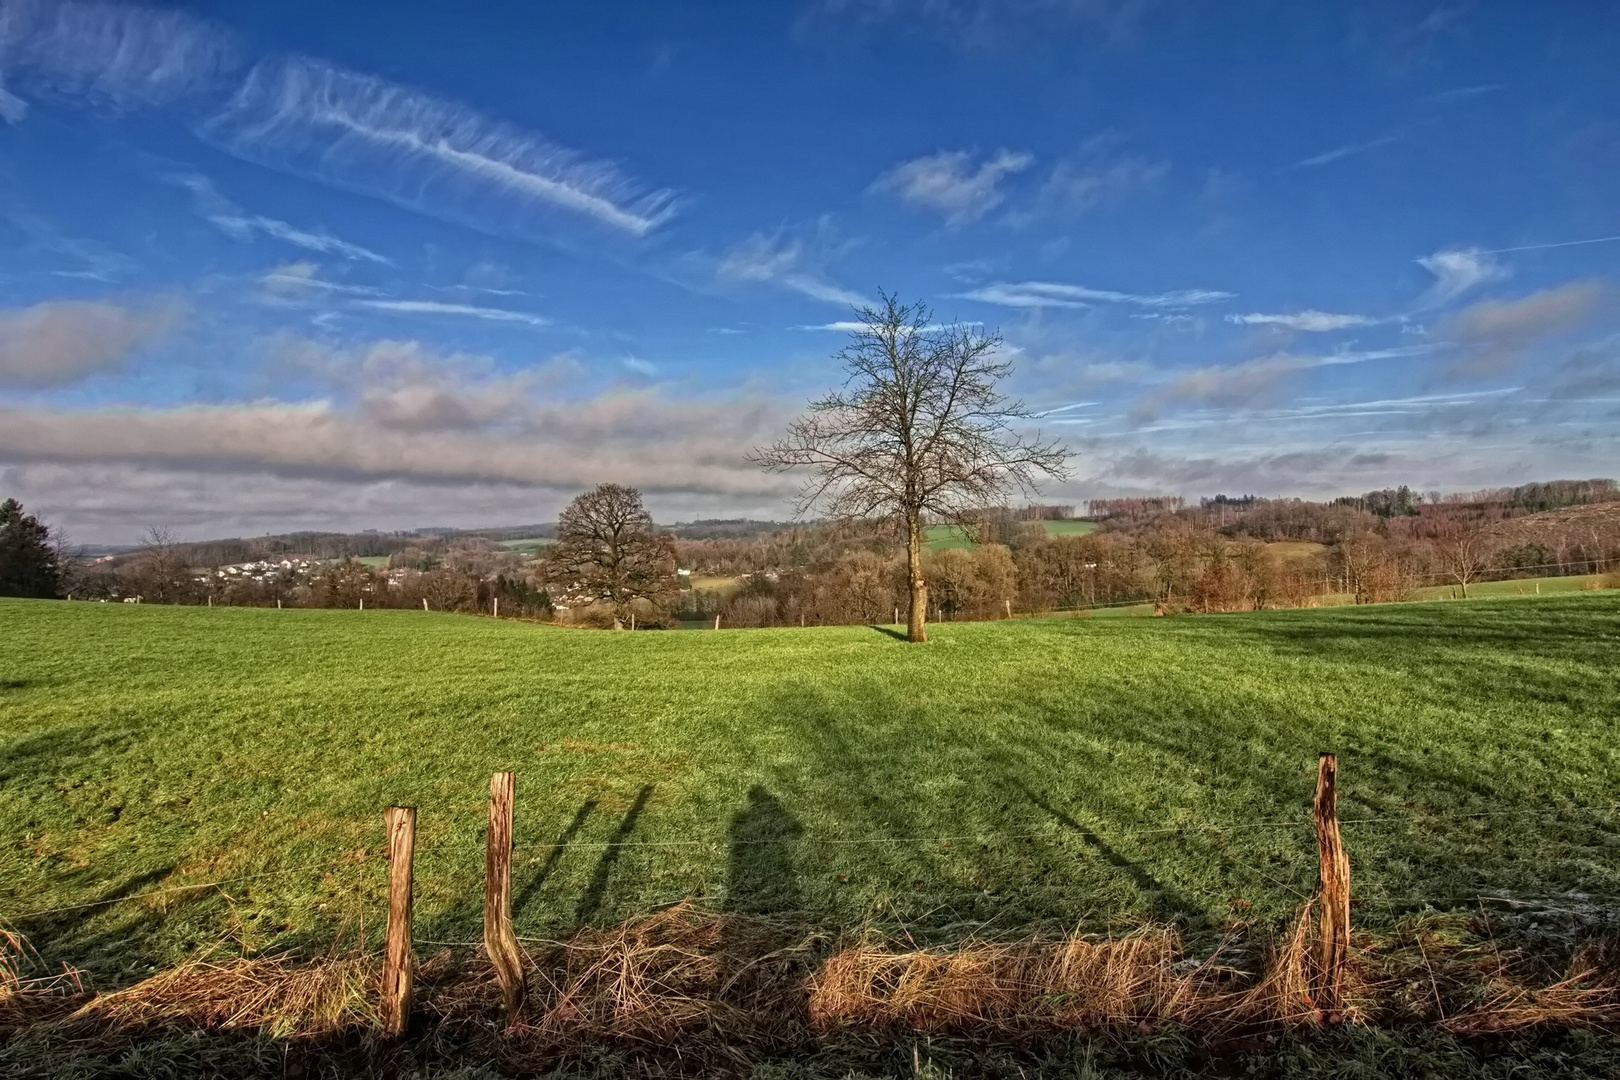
[[4, 903, 1618, 1064]]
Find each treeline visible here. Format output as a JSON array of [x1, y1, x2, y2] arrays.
[[676, 480, 1620, 626]]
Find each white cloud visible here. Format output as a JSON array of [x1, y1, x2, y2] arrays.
[[0, 389, 789, 497], [1416, 247, 1507, 306], [873, 149, 1033, 226], [1295, 135, 1400, 168], [1034, 150, 1166, 218], [0, 0, 239, 112], [259, 262, 382, 298], [0, 298, 183, 388], [168, 173, 392, 264], [200, 57, 676, 238], [354, 300, 551, 327], [1129, 345, 1434, 421], [622, 356, 657, 376], [1226, 311, 1380, 332], [956, 280, 1234, 310], [0, 81, 26, 122], [1434, 281, 1605, 376], [714, 229, 868, 307]]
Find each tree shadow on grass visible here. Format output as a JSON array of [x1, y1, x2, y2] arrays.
[[575, 785, 652, 925], [1012, 781, 1206, 927], [869, 625, 908, 642], [513, 799, 597, 921]]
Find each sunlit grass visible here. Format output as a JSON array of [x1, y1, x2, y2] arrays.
[[3, 594, 1618, 985]]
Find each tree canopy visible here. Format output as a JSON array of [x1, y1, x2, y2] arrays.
[[0, 498, 62, 599], [754, 293, 1069, 641], [546, 484, 678, 628]]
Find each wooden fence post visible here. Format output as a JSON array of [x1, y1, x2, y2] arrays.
[[1313, 753, 1351, 1019], [381, 806, 416, 1039], [484, 771, 525, 1019], [714, 614, 721, 630]]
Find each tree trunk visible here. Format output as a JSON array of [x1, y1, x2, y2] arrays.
[[906, 515, 928, 643]]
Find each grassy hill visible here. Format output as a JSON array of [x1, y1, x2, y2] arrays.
[[925, 519, 1098, 550], [4, 594, 1619, 988]]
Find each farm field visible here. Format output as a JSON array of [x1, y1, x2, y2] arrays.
[[496, 537, 552, 554], [924, 518, 1098, 550], [4, 594, 1619, 993]]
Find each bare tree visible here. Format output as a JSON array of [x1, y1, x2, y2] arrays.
[[753, 294, 1069, 642], [546, 484, 678, 629], [132, 525, 191, 604], [1433, 521, 1496, 598]]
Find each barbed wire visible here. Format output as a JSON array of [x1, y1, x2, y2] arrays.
[[8, 858, 359, 922], [11, 801, 1618, 925]]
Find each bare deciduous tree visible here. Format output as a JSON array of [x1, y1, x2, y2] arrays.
[[1433, 521, 1496, 598], [547, 484, 678, 629], [132, 525, 191, 604], [753, 294, 1069, 642]]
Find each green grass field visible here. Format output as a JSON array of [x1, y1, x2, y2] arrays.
[[497, 537, 553, 554], [925, 519, 1097, 550], [3, 595, 1619, 988]]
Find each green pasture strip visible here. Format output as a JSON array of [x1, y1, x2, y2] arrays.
[[2, 595, 1618, 984]]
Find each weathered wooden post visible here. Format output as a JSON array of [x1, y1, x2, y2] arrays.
[[493, 596, 499, 618], [714, 614, 721, 630], [423, 598, 429, 611], [381, 806, 416, 1038], [484, 771, 525, 1019], [1313, 753, 1351, 1019]]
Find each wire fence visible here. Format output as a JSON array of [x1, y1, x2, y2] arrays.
[[11, 797, 1620, 929]]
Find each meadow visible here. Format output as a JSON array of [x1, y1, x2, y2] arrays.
[[3, 593, 1618, 994], [924, 519, 1097, 549]]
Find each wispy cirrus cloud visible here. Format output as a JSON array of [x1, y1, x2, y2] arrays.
[[0, 297, 183, 388], [714, 228, 868, 306], [169, 173, 392, 264], [0, 0, 239, 113], [1130, 345, 1432, 420], [1416, 247, 1507, 307], [199, 56, 676, 239], [956, 280, 1234, 310], [259, 262, 383, 298], [873, 149, 1033, 226], [1226, 310, 1383, 332], [1294, 134, 1400, 168], [355, 299, 552, 327]]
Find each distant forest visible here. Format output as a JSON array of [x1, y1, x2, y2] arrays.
[[9, 478, 1617, 626]]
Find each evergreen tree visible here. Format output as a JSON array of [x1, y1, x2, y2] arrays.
[[0, 498, 62, 599]]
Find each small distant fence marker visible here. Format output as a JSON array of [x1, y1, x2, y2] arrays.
[[714, 614, 721, 630], [484, 771, 525, 1019], [493, 597, 499, 618], [423, 598, 429, 611], [1313, 753, 1351, 1019], [381, 805, 417, 1039]]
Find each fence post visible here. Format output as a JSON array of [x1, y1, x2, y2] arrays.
[[1313, 753, 1351, 1020], [714, 614, 721, 630], [484, 771, 525, 1019], [381, 806, 416, 1039]]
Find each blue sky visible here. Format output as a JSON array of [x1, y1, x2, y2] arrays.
[[1, 0, 1617, 542]]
